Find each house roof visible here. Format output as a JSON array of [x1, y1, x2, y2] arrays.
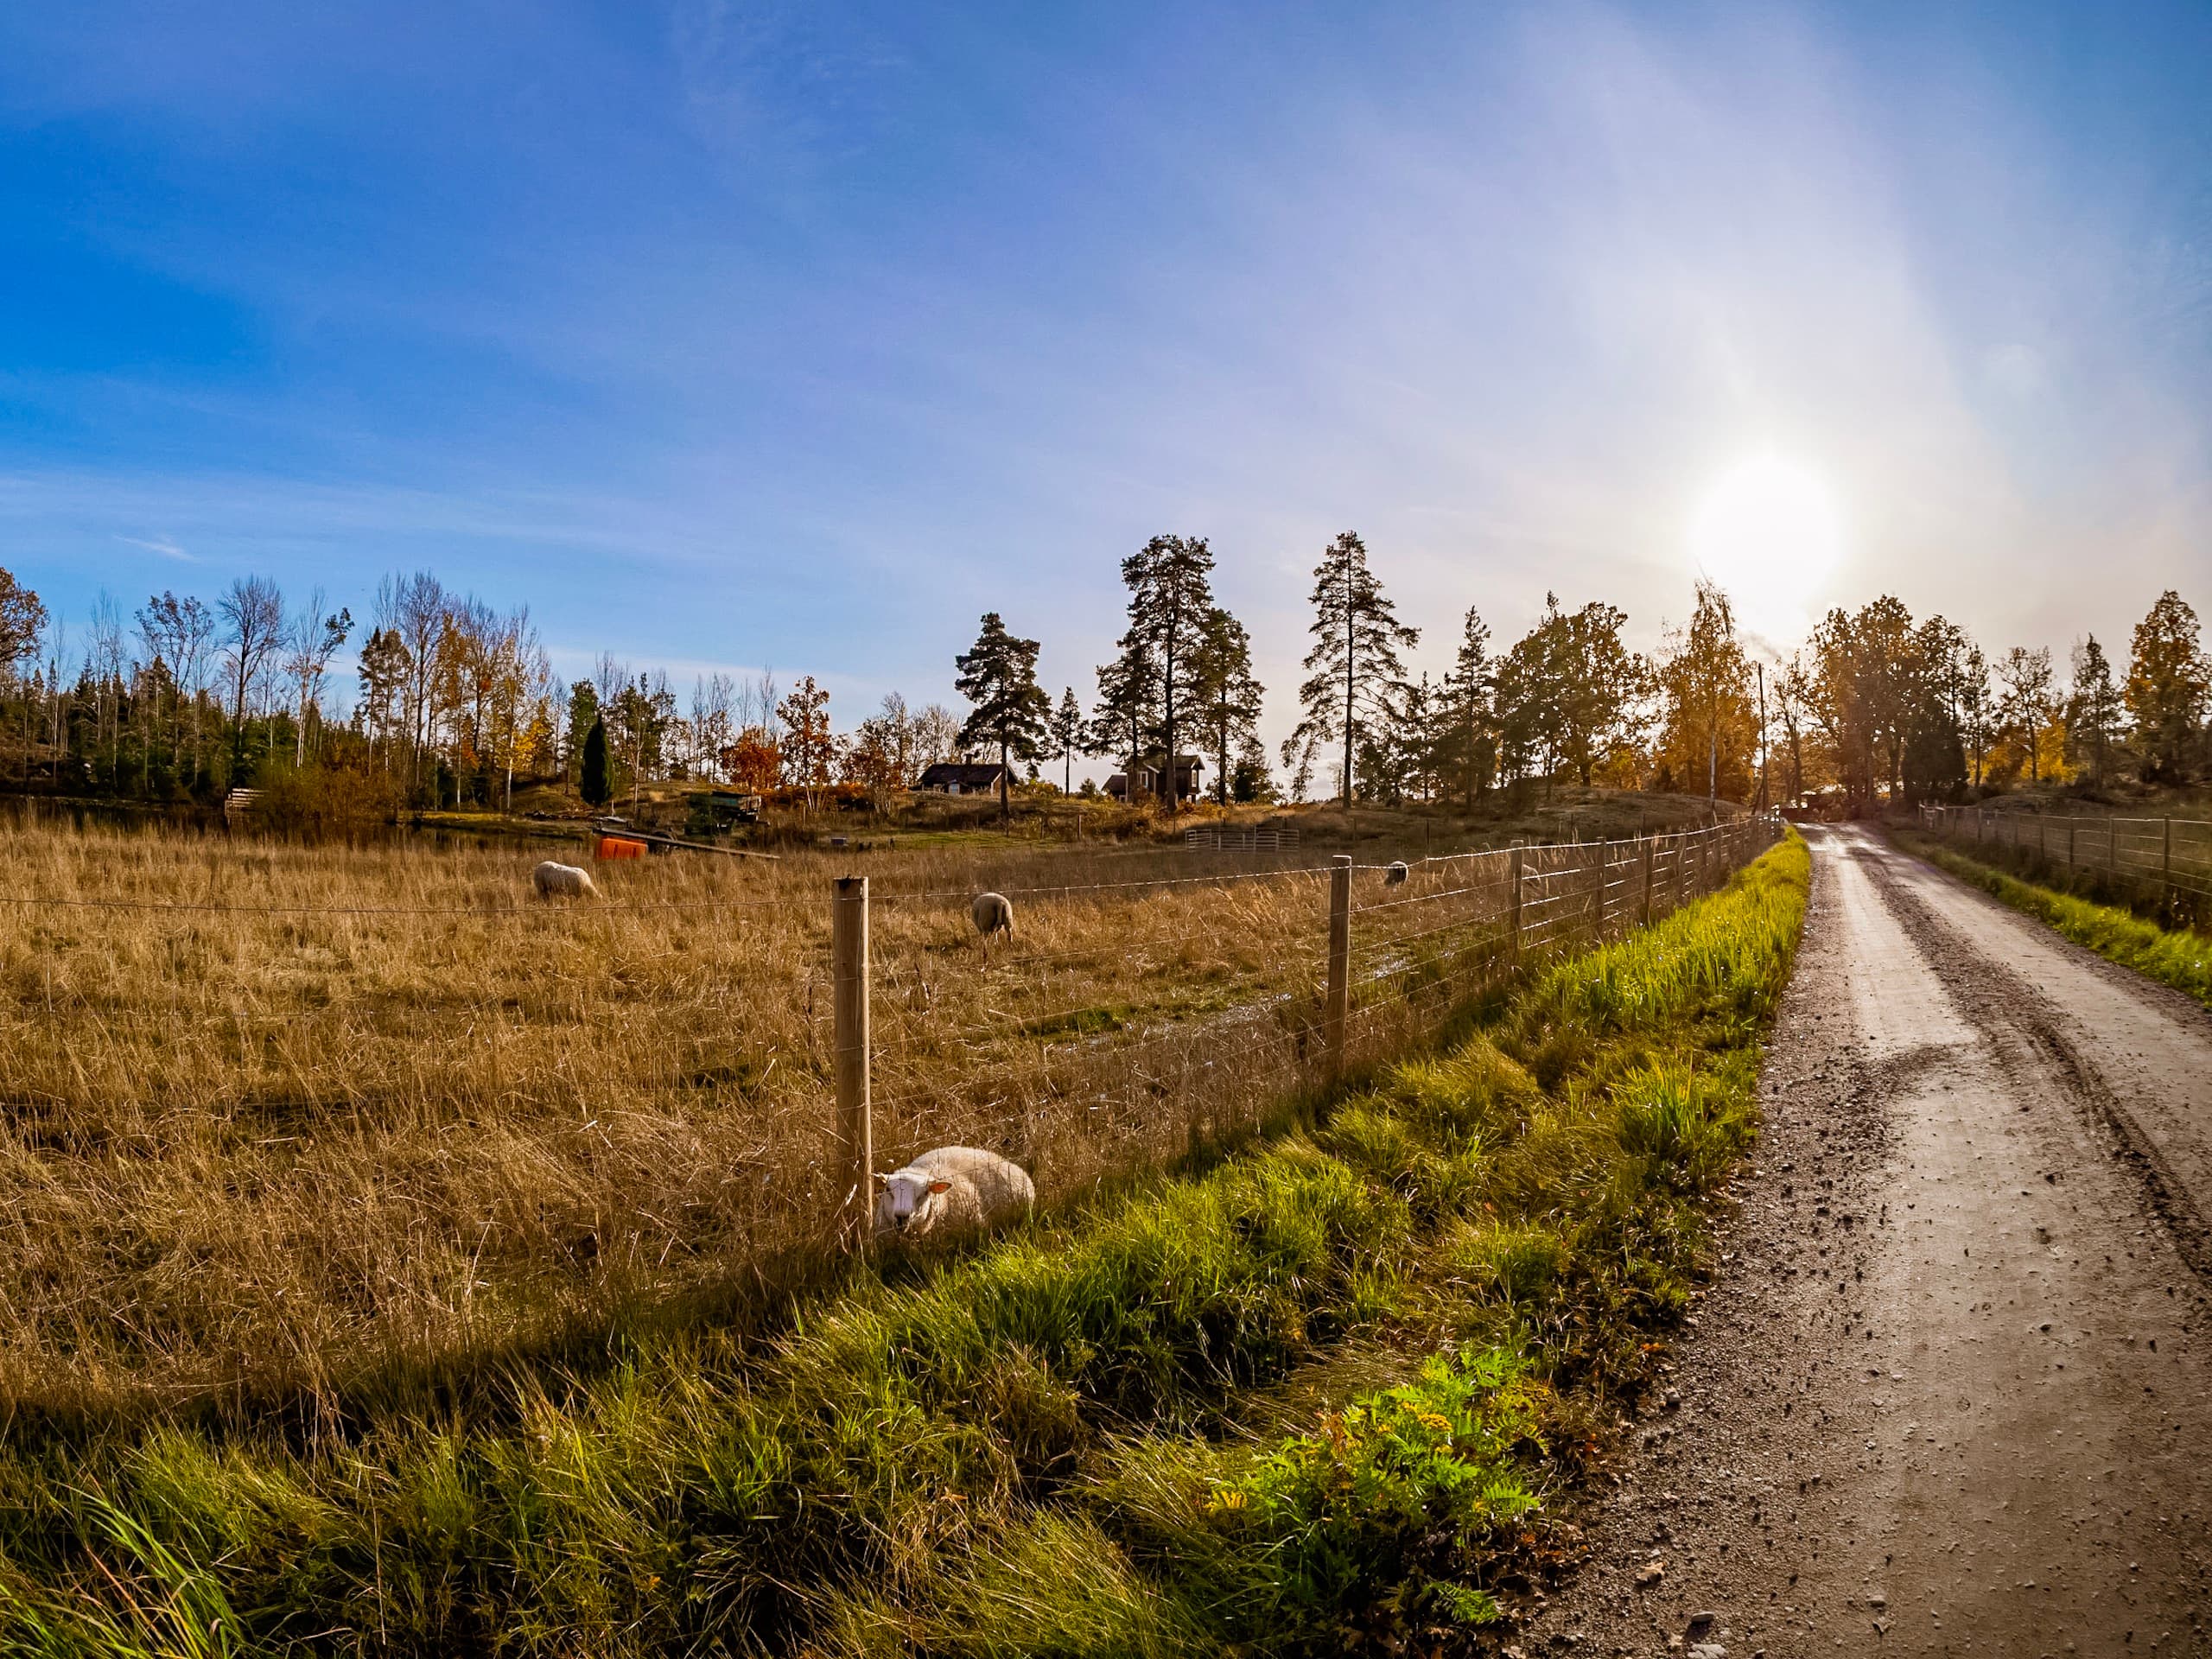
[[918, 762, 1010, 787]]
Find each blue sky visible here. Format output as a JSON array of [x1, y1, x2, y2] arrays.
[[3, 1, 2208, 767]]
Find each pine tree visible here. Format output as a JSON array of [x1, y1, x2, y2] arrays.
[[356, 626, 412, 773], [1186, 607, 1263, 806], [580, 715, 613, 807], [1090, 639, 1158, 799], [2066, 635, 2124, 785], [1116, 534, 1216, 812], [954, 613, 1052, 818], [1958, 645, 1993, 788], [1288, 531, 1418, 808], [1050, 686, 1084, 795], [563, 679, 599, 793], [1230, 735, 1274, 803], [1438, 606, 1496, 807]]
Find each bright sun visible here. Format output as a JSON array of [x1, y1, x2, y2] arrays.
[[1688, 452, 1844, 640]]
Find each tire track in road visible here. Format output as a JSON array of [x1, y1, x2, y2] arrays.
[[1861, 840, 2212, 1290], [1521, 824, 2212, 1659]]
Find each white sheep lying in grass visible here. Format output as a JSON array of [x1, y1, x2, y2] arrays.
[[971, 891, 1015, 939], [532, 860, 599, 899], [874, 1146, 1035, 1240]]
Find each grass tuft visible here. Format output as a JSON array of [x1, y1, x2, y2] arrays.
[[0, 832, 1808, 1656], [1898, 832, 2212, 1009]]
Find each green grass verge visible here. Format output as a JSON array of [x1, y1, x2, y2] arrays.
[[1897, 832, 2212, 1011], [0, 835, 1809, 1658]]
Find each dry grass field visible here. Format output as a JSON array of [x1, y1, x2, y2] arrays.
[[0, 796, 1751, 1419]]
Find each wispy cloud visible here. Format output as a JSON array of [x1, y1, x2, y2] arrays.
[[114, 533, 195, 563]]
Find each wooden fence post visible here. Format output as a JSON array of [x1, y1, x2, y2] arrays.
[[1325, 855, 1351, 1078], [1508, 842, 1525, 966], [2067, 818, 2075, 868], [831, 875, 874, 1249], [1640, 835, 1656, 926], [2165, 818, 2175, 898], [2109, 817, 2120, 878]]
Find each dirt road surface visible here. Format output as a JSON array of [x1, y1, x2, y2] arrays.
[[1521, 823, 2212, 1657]]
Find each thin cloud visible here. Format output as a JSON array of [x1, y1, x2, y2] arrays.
[[114, 534, 196, 563]]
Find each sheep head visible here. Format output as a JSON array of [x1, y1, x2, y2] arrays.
[[873, 1170, 957, 1236]]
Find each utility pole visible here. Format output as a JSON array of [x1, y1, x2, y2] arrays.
[[1755, 661, 1769, 816]]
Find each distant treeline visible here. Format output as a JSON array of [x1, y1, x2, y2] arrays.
[[0, 546, 2203, 820]]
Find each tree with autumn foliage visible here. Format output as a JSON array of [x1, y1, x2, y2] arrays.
[[2125, 590, 2209, 783], [776, 676, 836, 805], [1655, 581, 1757, 803]]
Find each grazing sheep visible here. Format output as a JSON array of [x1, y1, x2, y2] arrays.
[[1384, 860, 1409, 887], [532, 860, 599, 899], [874, 1145, 1035, 1240], [971, 891, 1015, 939]]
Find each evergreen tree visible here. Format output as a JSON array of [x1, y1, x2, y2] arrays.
[[1116, 534, 1216, 812], [1186, 607, 1263, 806], [1438, 606, 1497, 806], [1230, 735, 1274, 803], [1090, 639, 1158, 798], [2067, 635, 2125, 785], [580, 715, 613, 807], [355, 626, 410, 774], [954, 613, 1052, 818], [1904, 616, 1970, 803], [1287, 531, 1418, 808], [1050, 686, 1084, 795], [1957, 644, 1993, 788], [563, 679, 599, 792]]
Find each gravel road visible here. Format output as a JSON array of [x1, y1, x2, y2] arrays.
[[1518, 823, 2212, 1658]]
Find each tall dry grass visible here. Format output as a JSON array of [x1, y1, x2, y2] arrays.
[[0, 813, 1761, 1416]]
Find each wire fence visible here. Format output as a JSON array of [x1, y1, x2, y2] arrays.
[[847, 817, 1778, 1235], [1916, 804, 2212, 906], [0, 812, 1778, 1399]]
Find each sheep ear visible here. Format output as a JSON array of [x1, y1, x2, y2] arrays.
[[873, 1172, 891, 1188], [927, 1179, 952, 1194]]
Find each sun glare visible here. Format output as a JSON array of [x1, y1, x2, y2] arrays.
[[1688, 452, 1844, 640]]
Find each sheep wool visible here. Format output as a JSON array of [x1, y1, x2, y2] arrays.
[[532, 861, 599, 899], [874, 1145, 1035, 1239], [971, 892, 1015, 938]]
